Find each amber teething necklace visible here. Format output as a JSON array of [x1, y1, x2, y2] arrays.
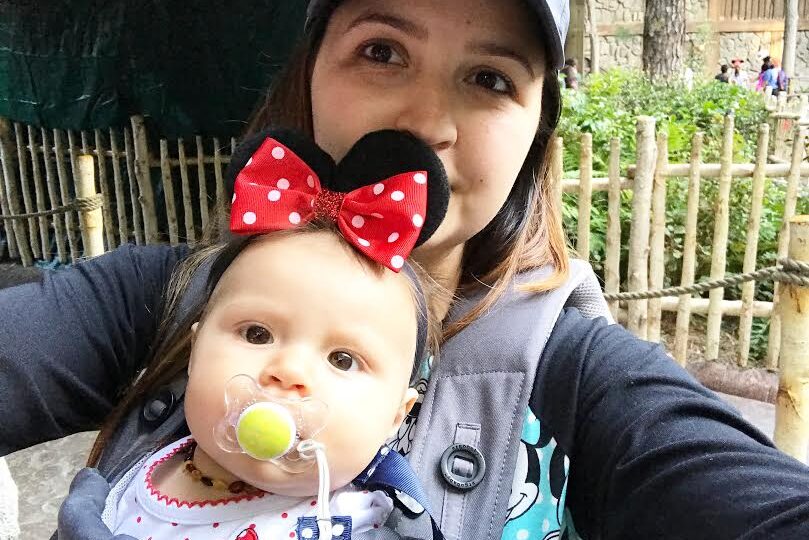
[[181, 441, 262, 495]]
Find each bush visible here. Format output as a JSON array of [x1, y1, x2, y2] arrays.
[[559, 69, 808, 362]]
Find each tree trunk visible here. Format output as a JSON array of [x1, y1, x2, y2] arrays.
[[783, 0, 798, 77], [586, 0, 600, 74], [642, 0, 686, 83]]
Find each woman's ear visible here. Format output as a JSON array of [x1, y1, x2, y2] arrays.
[[388, 387, 419, 439]]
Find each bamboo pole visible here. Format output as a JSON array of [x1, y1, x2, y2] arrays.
[[674, 133, 704, 366], [27, 125, 50, 261], [627, 162, 809, 179], [40, 130, 67, 263], [626, 116, 656, 339], [53, 130, 79, 262], [14, 123, 41, 259], [705, 115, 736, 360], [768, 127, 807, 369], [737, 124, 770, 367], [773, 216, 809, 463], [177, 139, 196, 244], [109, 130, 129, 245], [648, 132, 669, 342], [68, 131, 90, 259], [620, 297, 774, 318], [0, 151, 17, 259], [131, 116, 158, 243], [75, 155, 104, 258], [0, 118, 30, 265], [214, 138, 225, 218], [552, 136, 564, 213], [577, 132, 593, 259], [605, 138, 622, 319], [124, 129, 145, 245], [196, 136, 209, 230], [159, 140, 180, 245], [94, 130, 116, 250]]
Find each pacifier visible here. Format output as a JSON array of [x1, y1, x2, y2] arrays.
[[214, 374, 329, 473]]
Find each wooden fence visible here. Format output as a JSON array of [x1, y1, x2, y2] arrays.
[[0, 113, 807, 368]]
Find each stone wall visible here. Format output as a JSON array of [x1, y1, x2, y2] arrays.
[[797, 31, 809, 78], [593, 0, 707, 25]]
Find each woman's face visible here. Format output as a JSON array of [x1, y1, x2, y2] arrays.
[[311, 0, 546, 255]]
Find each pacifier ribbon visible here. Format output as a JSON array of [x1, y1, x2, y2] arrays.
[[229, 137, 429, 272]]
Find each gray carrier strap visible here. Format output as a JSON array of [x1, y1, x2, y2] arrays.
[[398, 260, 610, 540]]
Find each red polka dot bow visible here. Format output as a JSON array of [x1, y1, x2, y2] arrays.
[[230, 137, 429, 272]]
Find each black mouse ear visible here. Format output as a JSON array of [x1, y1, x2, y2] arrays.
[[334, 130, 450, 247], [224, 128, 335, 201]]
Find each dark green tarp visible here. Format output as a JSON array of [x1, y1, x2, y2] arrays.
[[0, 1, 307, 138]]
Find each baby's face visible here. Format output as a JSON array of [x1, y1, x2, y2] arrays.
[[185, 231, 419, 496]]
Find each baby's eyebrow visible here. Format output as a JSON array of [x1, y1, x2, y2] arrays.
[[347, 11, 429, 41]]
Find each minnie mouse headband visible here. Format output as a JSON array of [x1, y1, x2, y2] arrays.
[[225, 128, 450, 272]]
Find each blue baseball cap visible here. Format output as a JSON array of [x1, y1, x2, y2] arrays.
[[306, 0, 569, 70]]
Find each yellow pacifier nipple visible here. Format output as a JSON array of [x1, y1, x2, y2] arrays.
[[236, 402, 297, 461]]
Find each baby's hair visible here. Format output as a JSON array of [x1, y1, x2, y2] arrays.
[[87, 223, 442, 466]]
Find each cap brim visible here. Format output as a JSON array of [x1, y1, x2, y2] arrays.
[[525, 0, 566, 70]]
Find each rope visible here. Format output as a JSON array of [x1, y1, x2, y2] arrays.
[[604, 258, 809, 301], [0, 195, 103, 220]]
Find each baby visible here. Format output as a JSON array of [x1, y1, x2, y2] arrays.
[[68, 129, 449, 540]]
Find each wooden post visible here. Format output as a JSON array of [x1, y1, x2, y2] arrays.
[[627, 117, 657, 339], [605, 138, 622, 319], [40, 130, 67, 263], [94, 130, 116, 250], [738, 124, 770, 366], [159, 140, 180, 246], [577, 132, 593, 260], [705, 114, 735, 361], [768, 127, 807, 369], [27, 126, 50, 261], [177, 139, 196, 244], [124, 129, 145, 245], [774, 93, 789, 160], [130, 116, 159, 244], [196, 136, 209, 230], [75, 155, 104, 258], [782, 0, 799, 76], [0, 118, 32, 266], [674, 132, 704, 366], [648, 132, 669, 342], [214, 138, 225, 218], [773, 216, 809, 463], [53, 130, 79, 262], [109, 130, 129, 245], [14, 123, 40, 259]]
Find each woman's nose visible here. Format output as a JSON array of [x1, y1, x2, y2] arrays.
[[393, 82, 458, 152], [257, 348, 312, 398]]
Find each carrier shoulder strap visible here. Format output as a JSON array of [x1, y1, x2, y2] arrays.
[[394, 260, 611, 540]]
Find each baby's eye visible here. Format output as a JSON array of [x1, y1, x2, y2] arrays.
[[471, 70, 514, 95], [328, 351, 360, 372], [360, 42, 405, 66], [240, 325, 273, 345]]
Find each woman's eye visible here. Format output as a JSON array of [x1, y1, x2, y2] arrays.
[[241, 325, 273, 345], [360, 43, 404, 65], [328, 351, 359, 372], [472, 70, 514, 95]]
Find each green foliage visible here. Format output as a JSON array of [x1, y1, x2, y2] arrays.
[[558, 69, 809, 363]]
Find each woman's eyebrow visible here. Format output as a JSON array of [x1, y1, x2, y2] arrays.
[[469, 41, 537, 78], [347, 11, 429, 40]]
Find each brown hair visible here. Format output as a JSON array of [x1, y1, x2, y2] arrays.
[[87, 224, 443, 466], [246, 15, 569, 341]]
